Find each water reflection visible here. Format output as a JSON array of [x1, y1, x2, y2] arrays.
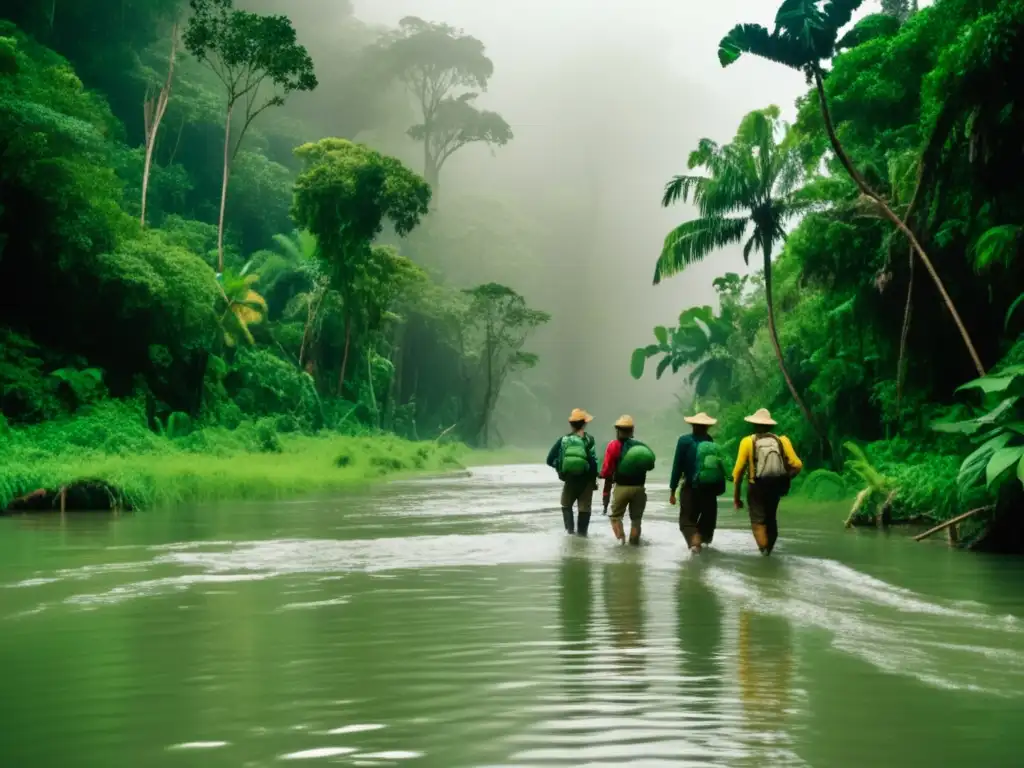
[[557, 553, 593, 698], [675, 564, 727, 762], [601, 559, 648, 685], [737, 607, 798, 765]]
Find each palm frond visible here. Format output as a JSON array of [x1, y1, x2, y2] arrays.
[[742, 234, 759, 265], [972, 225, 1021, 273], [822, 0, 865, 42], [688, 138, 721, 169], [776, 0, 826, 49], [653, 217, 748, 284], [662, 175, 707, 207], [719, 23, 807, 70]]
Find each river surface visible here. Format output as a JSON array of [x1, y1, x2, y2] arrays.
[[2, 465, 1024, 767]]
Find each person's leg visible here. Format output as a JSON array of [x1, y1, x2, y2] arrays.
[[747, 485, 770, 553], [559, 481, 575, 534], [763, 495, 781, 554], [679, 486, 701, 550], [697, 490, 719, 546], [628, 487, 647, 545], [576, 483, 594, 536], [609, 485, 629, 542]]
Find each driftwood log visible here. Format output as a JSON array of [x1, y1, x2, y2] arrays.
[[912, 506, 993, 542]]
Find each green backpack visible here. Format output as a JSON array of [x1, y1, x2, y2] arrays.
[[693, 440, 727, 495], [618, 439, 656, 475], [559, 434, 591, 476]]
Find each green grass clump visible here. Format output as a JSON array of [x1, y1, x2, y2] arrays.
[[0, 401, 470, 511]]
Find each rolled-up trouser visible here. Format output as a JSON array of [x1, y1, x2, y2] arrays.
[[560, 476, 595, 534], [610, 485, 646, 544], [747, 483, 782, 553], [679, 485, 718, 548]]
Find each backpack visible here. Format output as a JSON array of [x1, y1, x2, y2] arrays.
[[693, 440, 726, 496], [618, 438, 656, 476], [559, 434, 591, 477], [753, 434, 791, 495]]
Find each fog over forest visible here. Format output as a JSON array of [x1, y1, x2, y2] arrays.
[[236, 0, 819, 440], [352, 0, 809, 435]]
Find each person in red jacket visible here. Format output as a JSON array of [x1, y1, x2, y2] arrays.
[[600, 415, 651, 545]]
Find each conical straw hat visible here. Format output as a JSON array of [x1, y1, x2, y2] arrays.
[[568, 408, 593, 423], [743, 408, 777, 426], [684, 412, 717, 426], [614, 414, 635, 428]]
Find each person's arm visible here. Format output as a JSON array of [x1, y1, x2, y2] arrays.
[[780, 436, 803, 476], [601, 441, 620, 512], [669, 436, 688, 502], [545, 437, 562, 470], [733, 436, 751, 509]]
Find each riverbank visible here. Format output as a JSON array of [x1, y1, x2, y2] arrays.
[[0, 401, 482, 512], [0, 432, 471, 513]]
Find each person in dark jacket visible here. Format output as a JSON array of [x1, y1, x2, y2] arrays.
[[669, 412, 719, 555], [545, 408, 599, 535]]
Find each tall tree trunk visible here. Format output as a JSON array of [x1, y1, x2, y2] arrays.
[[896, 244, 914, 418], [141, 24, 178, 229], [481, 323, 493, 447], [763, 247, 833, 461], [366, 351, 378, 428], [298, 284, 325, 370], [216, 105, 233, 273], [424, 142, 440, 208], [813, 68, 984, 376], [338, 317, 352, 398]]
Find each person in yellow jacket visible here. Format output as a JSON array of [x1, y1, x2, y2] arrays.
[[732, 408, 802, 555]]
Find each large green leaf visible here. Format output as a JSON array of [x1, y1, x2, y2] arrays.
[[958, 432, 1013, 488], [986, 445, 1024, 489], [956, 367, 1024, 395], [654, 326, 669, 345], [655, 357, 672, 380], [931, 397, 1018, 434], [629, 348, 649, 380]]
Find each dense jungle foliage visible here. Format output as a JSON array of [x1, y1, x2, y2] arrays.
[[633, 0, 1024, 549], [0, 0, 548, 493]]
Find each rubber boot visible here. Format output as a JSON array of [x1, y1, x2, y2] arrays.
[[562, 507, 575, 534], [628, 524, 641, 546], [610, 518, 625, 542], [576, 510, 591, 537]]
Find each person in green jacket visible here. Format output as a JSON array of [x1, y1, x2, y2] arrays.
[[669, 412, 727, 555], [545, 408, 600, 535]]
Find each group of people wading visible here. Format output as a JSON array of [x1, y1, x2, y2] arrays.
[[545, 407, 803, 555]]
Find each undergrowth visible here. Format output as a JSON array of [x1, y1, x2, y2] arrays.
[[0, 399, 467, 510]]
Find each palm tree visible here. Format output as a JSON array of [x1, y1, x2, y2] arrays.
[[270, 229, 328, 370], [718, 0, 984, 376], [219, 263, 267, 347], [654, 107, 830, 452]]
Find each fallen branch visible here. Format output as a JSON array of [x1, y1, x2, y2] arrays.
[[913, 506, 994, 541], [844, 487, 872, 528], [435, 423, 457, 443]]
